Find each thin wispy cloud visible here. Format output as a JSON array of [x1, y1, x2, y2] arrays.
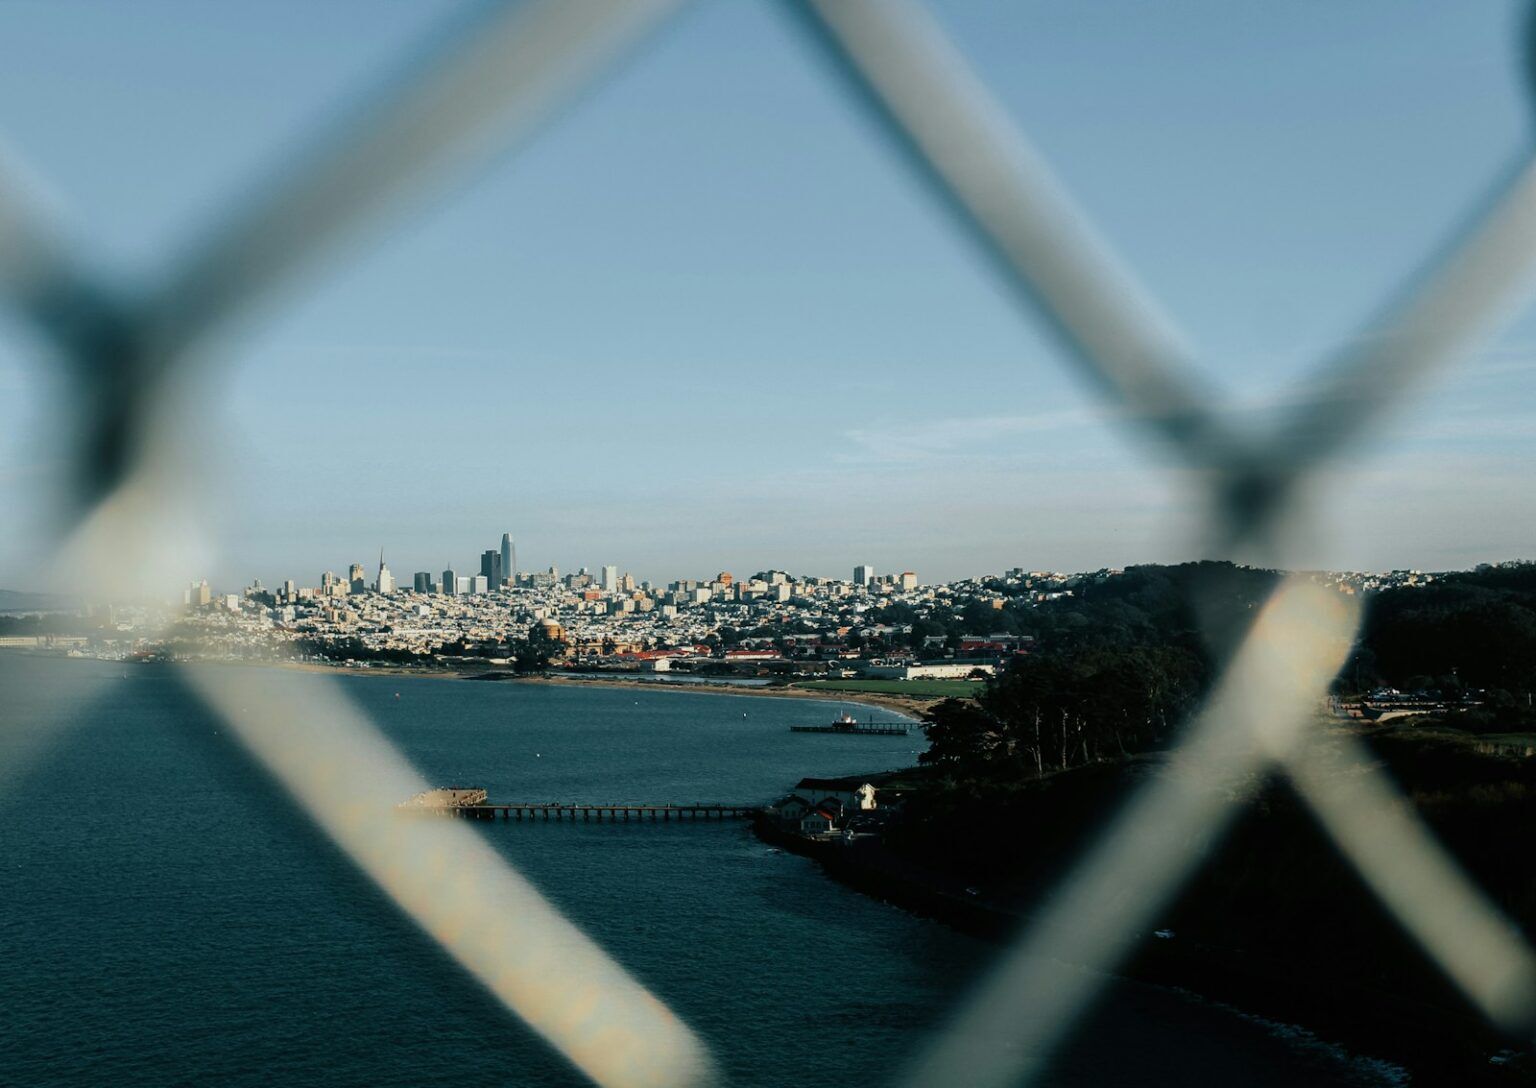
[[835, 375, 1395, 468], [840, 407, 1101, 464]]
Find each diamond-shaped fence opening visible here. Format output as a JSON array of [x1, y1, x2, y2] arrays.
[[3, 2, 1535, 1086]]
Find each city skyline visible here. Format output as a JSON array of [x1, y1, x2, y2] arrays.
[[194, 527, 1517, 604], [158, 523, 1536, 600]]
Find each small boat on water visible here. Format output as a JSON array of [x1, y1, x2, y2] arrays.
[[790, 709, 909, 736]]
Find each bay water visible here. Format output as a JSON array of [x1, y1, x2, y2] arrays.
[[0, 656, 1399, 1086]]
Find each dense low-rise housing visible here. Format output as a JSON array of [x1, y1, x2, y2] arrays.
[[5, 550, 1444, 679]]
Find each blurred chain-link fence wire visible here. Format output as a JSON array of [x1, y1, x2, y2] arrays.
[[4, 1, 1536, 1085]]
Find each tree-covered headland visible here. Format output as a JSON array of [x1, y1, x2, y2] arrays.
[[886, 561, 1536, 1082]]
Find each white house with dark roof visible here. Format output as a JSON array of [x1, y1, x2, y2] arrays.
[[794, 776, 878, 812], [775, 795, 812, 821]]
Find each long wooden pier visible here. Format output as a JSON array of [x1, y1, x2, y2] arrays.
[[436, 802, 762, 822]]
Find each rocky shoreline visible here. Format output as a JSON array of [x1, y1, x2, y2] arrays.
[[752, 817, 1526, 1086]]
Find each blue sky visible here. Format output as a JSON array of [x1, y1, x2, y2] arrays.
[[1, 0, 1534, 589]]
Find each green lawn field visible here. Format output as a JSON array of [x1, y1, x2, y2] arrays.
[[790, 678, 986, 699]]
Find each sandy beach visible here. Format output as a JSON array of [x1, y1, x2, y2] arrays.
[[98, 652, 935, 719], [516, 672, 932, 718]]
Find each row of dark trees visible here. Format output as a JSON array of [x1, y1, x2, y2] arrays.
[[296, 637, 427, 666], [296, 624, 566, 673], [917, 562, 1273, 777], [1355, 562, 1536, 694], [921, 643, 1206, 776], [920, 560, 1536, 775], [1352, 562, 1536, 733]]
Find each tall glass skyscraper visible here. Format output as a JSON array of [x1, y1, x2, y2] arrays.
[[480, 550, 501, 588], [500, 533, 515, 586]]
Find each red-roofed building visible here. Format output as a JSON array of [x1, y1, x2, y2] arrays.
[[799, 802, 842, 835]]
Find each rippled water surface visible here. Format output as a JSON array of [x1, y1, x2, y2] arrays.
[[1, 656, 1396, 1086]]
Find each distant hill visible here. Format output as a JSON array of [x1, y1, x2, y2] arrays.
[[1359, 560, 1536, 693], [0, 589, 80, 614]]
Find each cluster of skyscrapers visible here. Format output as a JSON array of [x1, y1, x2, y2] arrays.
[[419, 532, 516, 597], [255, 539, 918, 609]]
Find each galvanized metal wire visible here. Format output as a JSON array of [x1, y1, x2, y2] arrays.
[[3, 1, 1535, 1085]]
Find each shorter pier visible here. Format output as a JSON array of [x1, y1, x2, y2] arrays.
[[789, 723, 909, 735], [791, 709, 910, 736]]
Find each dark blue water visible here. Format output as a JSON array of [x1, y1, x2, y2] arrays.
[[0, 656, 1399, 1087]]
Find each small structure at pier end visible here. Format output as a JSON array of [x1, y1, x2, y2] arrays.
[[790, 710, 909, 736]]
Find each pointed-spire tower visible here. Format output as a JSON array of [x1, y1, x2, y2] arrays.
[[375, 547, 395, 595]]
